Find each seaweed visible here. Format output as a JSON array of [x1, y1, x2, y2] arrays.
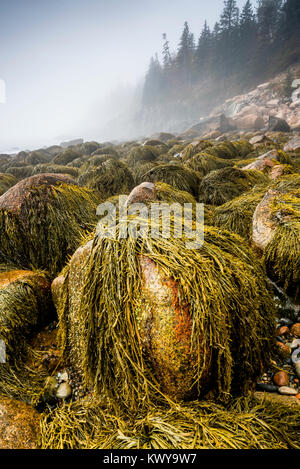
[[199, 167, 268, 206]]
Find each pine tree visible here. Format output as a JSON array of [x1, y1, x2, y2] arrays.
[[142, 55, 163, 106], [195, 21, 212, 78], [162, 33, 172, 69], [257, 0, 283, 43], [176, 21, 195, 86]]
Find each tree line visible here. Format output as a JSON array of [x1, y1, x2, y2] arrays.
[[142, 0, 300, 107]]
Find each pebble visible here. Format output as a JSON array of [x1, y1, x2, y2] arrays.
[[56, 370, 68, 382], [278, 318, 294, 327], [291, 348, 300, 364], [277, 326, 289, 336], [56, 382, 72, 399], [278, 386, 298, 396], [290, 339, 300, 350], [291, 323, 300, 337], [294, 362, 300, 379], [256, 382, 278, 392], [276, 341, 291, 357], [273, 371, 289, 387]]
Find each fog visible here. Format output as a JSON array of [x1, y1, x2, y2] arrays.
[[0, 0, 246, 152]]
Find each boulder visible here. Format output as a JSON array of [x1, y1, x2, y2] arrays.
[[233, 114, 265, 130], [242, 149, 280, 172], [0, 397, 40, 449], [284, 137, 300, 152], [268, 116, 290, 132], [252, 189, 279, 250], [0, 173, 100, 276], [249, 134, 269, 146], [125, 182, 156, 206]]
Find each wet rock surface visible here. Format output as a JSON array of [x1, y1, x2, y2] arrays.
[[0, 397, 40, 449]]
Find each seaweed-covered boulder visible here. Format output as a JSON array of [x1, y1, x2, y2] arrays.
[[181, 141, 213, 160], [125, 181, 196, 207], [55, 224, 275, 405], [213, 185, 268, 240], [0, 397, 40, 449], [78, 159, 134, 199], [0, 266, 54, 363], [5, 165, 34, 179], [140, 164, 200, 197], [252, 183, 300, 302], [25, 149, 52, 165], [186, 152, 233, 177], [32, 164, 79, 178], [0, 174, 100, 276], [0, 173, 17, 196], [52, 148, 82, 165], [128, 145, 160, 164], [199, 167, 268, 206]]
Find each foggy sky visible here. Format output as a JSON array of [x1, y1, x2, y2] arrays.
[[0, 0, 248, 151]]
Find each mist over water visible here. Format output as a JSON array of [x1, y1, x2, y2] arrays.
[[0, 0, 246, 153]]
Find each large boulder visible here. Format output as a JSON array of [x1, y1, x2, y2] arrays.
[[242, 149, 280, 172], [0, 173, 100, 276], [252, 181, 300, 303], [54, 224, 275, 405], [0, 267, 54, 363], [284, 137, 300, 153], [233, 114, 265, 130], [0, 397, 40, 449], [268, 116, 291, 132]]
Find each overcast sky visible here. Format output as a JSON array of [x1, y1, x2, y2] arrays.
[[0, 0, 248, 151]]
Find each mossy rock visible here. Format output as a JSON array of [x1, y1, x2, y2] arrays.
[[78, 159, 134, 199], [128, 145, 160, 164], [186, 152, 233, 177], [0, 267, 54, 363], [181, 141, 213, 161], [55, 223, 275, 407], [0, 397, 41, 449], [91, 146, 119, 158], [213, 185, 269, 239], [253, 182, 300, 303], [140, 164, 200, 197], [32, 164, 79, 178], [5, 165, 34, 179], [199, 167, 268, 206], [0, 173, 100, 277], [52, 148, 82, 165], [0, 173, 18, 196], [25, 150, 52, 166]]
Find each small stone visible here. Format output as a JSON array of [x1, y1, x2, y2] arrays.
[[276, 341, 291, 358], [295, 362, 300, 379], [278, 386, 298, 396], [278, 318, 294, 327], [276, 326, 289, 336], [291, 323, 300, 338], [56, 370, 68, 382], [56, 382, 72, 399], [292, 348, 300, 365], [291, 339, 300, 350], [256, 382, 278, 393], [273, 371, 289, 387]]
